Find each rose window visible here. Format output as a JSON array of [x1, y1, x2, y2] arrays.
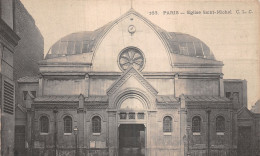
[[118, 47, 145, 71]]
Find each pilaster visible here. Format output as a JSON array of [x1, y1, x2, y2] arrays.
[[77, 94, 85, 148], [25, 94, 34, 156], [179, 94, 187, 156], [107, 110, 117, 156]]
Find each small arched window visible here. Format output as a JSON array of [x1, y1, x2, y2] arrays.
[[192, 116, 201, 132], [216, 116, 225, 132], [64, 116, 72, 133], [163, 116, 172, 132], [40, 116, 49, 133], [92, 116, 101, 133]]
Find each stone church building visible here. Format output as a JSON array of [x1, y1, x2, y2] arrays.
[[15, 9, 260, 156]]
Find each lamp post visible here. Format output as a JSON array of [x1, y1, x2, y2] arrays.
[[74, 126, 79, 156]]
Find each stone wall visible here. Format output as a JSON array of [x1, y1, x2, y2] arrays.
[[14, 0, 44, 81]]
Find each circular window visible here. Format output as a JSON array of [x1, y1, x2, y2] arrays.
[[118, 47, 145, 71]]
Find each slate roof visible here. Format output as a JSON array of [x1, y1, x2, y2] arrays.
[[184, 95, 230, 102], [156, 95, 179, 104], [34, 95, 109, 103], [45, 9, 215, 60], [34, 96, 79, 102], [85, 96, 109, 103], [17, 76, 39, 83]]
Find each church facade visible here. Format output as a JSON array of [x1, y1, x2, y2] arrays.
[[15, 9, 260, 156]]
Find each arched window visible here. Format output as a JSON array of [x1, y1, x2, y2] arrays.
[[216, 116, 225, 132], [40, 116, 49, 133], [92, 116, 101, 133], [64, 116, 72, 133], [163, 116, 172, 132], [192, 116, 201, 132]]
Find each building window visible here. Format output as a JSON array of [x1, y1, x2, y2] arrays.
[[23, 91, 28, 100], [118, 47, 145, 71], [233, 92, 239, 102], [225, 92, 231, 99], [192, 116, 201, 132], [119, 113, 127, 119], [180, 46, 189, 55], [129, 112, 135, 119], [137, 113, 145, 119], [31, 91, 37, 98], [64, 116, 72, 133], [216, 116, 225, 132], [92, 116, 101, 133], [163, 116, 172, 132], [40, 116, 49, 133]]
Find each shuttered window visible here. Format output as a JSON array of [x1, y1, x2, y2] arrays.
[[3, 81, 14, 115]]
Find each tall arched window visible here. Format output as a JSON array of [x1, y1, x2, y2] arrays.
[[40, 116, 49, 133], [192, 116, 201, 132], [163, 116, 172, 132], [92, 116, 101, 133], [216, 116, 225, 132], [64, 116, 72, 133]]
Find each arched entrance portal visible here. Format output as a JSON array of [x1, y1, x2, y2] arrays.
[[116, 95, 148, 156]]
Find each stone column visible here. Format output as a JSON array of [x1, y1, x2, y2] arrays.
[[107, 110, 117, 156]]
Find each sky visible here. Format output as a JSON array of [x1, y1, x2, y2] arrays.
[[20, 0, 260, 108]]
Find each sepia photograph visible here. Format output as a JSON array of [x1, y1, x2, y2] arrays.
[[0, 0, 259, 156]]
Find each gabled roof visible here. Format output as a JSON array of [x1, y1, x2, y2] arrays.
[[237, 106, 255, 119], [107, 67, 158, 96], [45, 9, 215, 60]]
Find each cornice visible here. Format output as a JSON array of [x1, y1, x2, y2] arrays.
[[172, 63, 223, 68], [39, 61, 92, 66]]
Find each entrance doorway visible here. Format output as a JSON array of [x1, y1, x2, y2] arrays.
[[119, 124, 145, 156], [237, 126, 252, 156], [14, 125, 26, 156]]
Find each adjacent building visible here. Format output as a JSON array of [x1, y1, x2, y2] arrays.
[[13, 0, 44, 156], [0, 0, 20, 156], [1, 0, 43, 156], [16, 9, 260, 156]]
